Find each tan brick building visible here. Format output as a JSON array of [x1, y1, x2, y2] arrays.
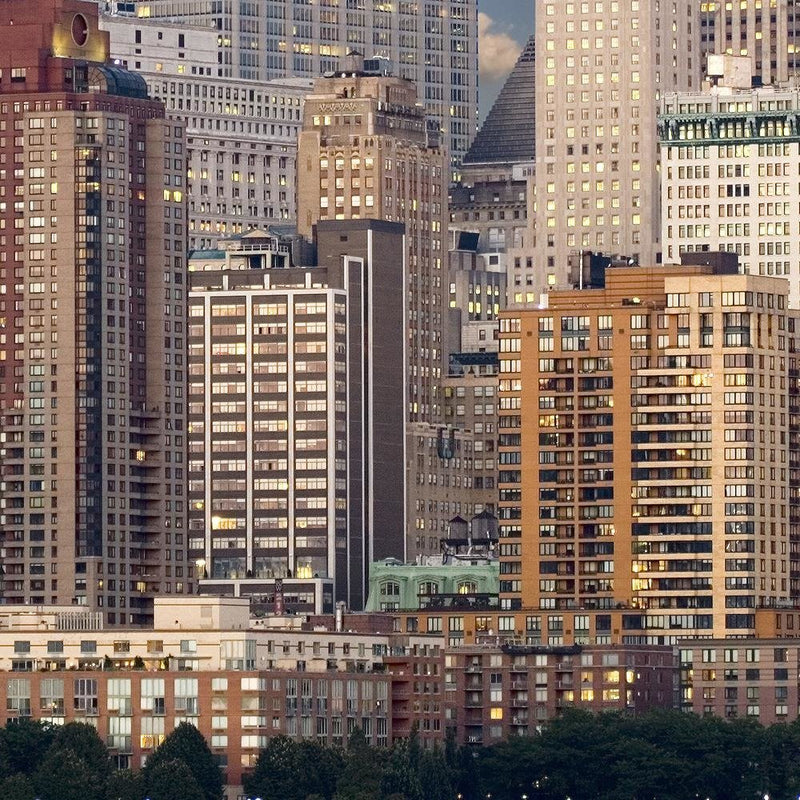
[[498, 263, 797, 639]]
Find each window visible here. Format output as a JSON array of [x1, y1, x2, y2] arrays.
[[40, 678, 64, 716], [141, 678, 166, 715], [74, 678, 98, 714], [174, 677, 199, 716], [7, 679, 31, 716], [107, 678, 132, 715]]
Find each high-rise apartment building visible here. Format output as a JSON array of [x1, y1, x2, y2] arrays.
[[533, 0, 700, 290], [187, 223, 406, 610], [660, 73, 800, 307], [99, 11, 311, 249], [129, 0, 479, 179], [498, 263, 796, 640], [0, 0, 189, 623], [701, 0, 800, 83], [297, 56, 447, 425]]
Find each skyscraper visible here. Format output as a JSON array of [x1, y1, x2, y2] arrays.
[[701, 0, 800, 84], [128, 0, 479, 179], [498, 262, 795, 639], [461, 36, 536, 182], [98, 11, 311, 249], [187, 223, 406, 610], [0, 0, 189, 623], [297, 55, 447, 425], [533, 0, 699, 290]]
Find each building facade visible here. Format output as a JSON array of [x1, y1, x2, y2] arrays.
[[297, 57, 447, 426], [446, 643, 676, 745], [660, 78, 800, 307], [0, 0, 189, 623], [99, 11, 310, 249], [126, 0, 479, 180], [701, 0, 800, 84], [498, 264, 796, 639], [680, 638, 800, 724], [188, 224, 406, 610], [533, 0, 700, 290], [442, 365, 499, 516], [0, 597, 445, 793]]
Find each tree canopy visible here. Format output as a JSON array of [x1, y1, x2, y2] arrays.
[[141, 721, 223, 800], [0, 710, 795, 800]]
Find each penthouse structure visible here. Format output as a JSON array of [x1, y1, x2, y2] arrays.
[[0, 0, 189, 623], [498, 263, 797, 639], [701, 0, 800, 84]]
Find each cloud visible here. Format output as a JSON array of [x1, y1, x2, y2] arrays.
[[478, 11, 523, 82]]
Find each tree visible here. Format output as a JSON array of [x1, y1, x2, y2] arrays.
[[51, 722, 111, 782], [142, 722, 223, 800], [380, 739, 422, 800], [0, 773, 34, 800], [31, 747, 102, 800], [0, 718, 56, 778], [104, 769, 142, 800], [141, 759, 205, 800], [297, 739, 343, 800], [417, 747, 454, 800], [334, 728, 385, 800], [243, 736, 303, 800]]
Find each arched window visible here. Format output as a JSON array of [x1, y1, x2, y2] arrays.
[[457, 581, 478, 594], [380, 581, 400, 596], [418, 581, 439, 597]]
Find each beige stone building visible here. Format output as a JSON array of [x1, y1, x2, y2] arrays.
[[533, 0, 700, 290], [297, 56, 447, 426], [701, 0, 800, 84], [498, 263, 796, 639], [660, 73, 800, 307], [99, 11, 311, 249], [126, 0, 479, 180]]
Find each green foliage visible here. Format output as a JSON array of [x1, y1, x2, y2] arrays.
[[244, 735, 344, 800], [334, 727, 385, 800], [0, 718, 56, 778], [470, 709, 800, 800], [142, 722, 223, 800], [31, 746, 103, 800], [104, 769, 142, 800], [0, 773, 34, 800], [141, 759, 205, 800], [3, 708, 800, 800], [52, 722, 112, 780]]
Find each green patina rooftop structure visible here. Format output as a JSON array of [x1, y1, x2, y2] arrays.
[[365, 558, 499, 612]]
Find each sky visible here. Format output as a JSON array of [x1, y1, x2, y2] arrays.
[[478, 0, 534, 122]]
